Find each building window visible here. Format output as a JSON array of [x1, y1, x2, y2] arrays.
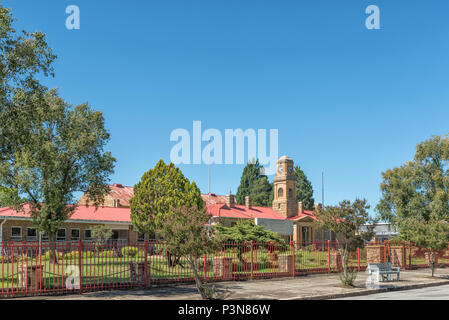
[[41, 232, 49, 242], [27, 228, 37, 242], [84, 229, 92, 240], [57, 229, 66, 241], [288, 188, 293, 198], [138, 233, 145, 243], [278, 188, 284, 198], [71, 229, 80, 241], [11, 227, 22, 241]]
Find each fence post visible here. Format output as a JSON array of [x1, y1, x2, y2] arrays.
[[144, 238, 149, 288], [409, 240, 412, 268], [402, 241, 406, 270], [383, 240, 387, 263], [250, 241, 253, 280], [357, 247, 360, 272], [78, 240, 83, 294], [291, 240, 295, 277], [327, 240, 331, 273], [203, 253, 207, 279]]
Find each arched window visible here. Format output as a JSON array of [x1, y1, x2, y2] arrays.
[[288, 188, 293, 198], [278, 188, 284, 198]]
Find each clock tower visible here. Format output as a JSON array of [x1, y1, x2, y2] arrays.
[[272, 156, 298, 218]]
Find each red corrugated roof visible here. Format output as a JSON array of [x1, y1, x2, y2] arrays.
[[207, 202, 316, 221], [108, 184, 134, 207], [0, 204, 131, 224]]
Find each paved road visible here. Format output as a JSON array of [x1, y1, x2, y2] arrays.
[[335, 284, 449, 300]]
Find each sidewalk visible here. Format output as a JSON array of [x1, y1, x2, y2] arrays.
[[19, 268, 449, 300]]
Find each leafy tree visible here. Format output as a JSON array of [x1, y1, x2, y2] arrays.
[[249, 176, 273, 207], [0, 4, 56, 164], [377, 135, 449, 276], [130, 160, 204, 239], [91, 225, 113, 246], [294, 166, 315, 210], [157, 206, 225, 299], [314, 199, 375, 286], [130, 160, 204, 267], [216, 220, 282, 263], [236, 159, 272, 206], [399, 217, 449, 277], [0, 90, 115, 260]]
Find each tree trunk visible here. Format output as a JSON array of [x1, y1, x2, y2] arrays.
[[49, 233, 58, 264], [188, 257, 207, 299]]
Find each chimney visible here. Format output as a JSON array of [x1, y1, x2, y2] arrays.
[[298, 201, 304, 214], [245, 196, 252, 209], [113, 199, 121, 208], [225, 194, 235, 207]]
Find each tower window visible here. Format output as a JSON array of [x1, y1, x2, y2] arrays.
[[289, 188, 293, 198], [278, 188, 284, 198]]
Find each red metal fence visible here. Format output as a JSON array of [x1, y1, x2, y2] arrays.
[[0, 240, 444, 298]]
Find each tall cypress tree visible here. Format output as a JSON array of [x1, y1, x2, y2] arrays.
[[294, 165, 315, 210], [236, 159, 272, 206]]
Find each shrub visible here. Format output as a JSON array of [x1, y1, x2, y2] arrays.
[[44, 251, 64, 261], [121, 246, 139, 257], [63, 251, 79, 260], [99, 250, 116, 258]]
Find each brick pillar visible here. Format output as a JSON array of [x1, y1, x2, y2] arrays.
[[425, 252, 439, 266], [329, 252, 342, 269], [366, 246, 385, 264], [212, 257, 233, 279], [278, 254, 293, 273], [18, 265, 43, 290], [390, 246, 405, 267]]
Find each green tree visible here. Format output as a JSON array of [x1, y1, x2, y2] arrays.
[[157, 206, 224, 299], [294, 166, 315, 210], [249, 176, 273, 207], [0, 90, 115, 260], [314, 199, 375, 286], [130, 159, 204, 240], [216, 220, 282, 263], [91, 225, 113, 246], [0, 4, 56, 206], [0, 4, 55, 150], [377, 135, 449, 276], [400, 217, 449, 277], [236, 159, 272, 206]]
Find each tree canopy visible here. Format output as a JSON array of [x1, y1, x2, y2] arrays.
[[376, 135, 449, 276], [215, 220, 281, 243], [0, 90, 116, 240], [294, 165, 315, 210], [236, 159, 273, 207], [130, 159, 204, 237]]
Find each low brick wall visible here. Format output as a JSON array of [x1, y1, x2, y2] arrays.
[[278, 254, 293, 273]]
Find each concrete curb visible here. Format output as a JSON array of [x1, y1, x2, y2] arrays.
[[289, 279, 449, 300]]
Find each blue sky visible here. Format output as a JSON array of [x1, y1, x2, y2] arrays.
[[4, 0, 449, 213]]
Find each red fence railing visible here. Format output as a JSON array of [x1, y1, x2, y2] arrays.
[[0, 240, 444, 298]]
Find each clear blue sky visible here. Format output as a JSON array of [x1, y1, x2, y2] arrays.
[[4, 0, 449, 213]]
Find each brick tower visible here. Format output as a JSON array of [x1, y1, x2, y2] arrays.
[[272, 156, 298, 218]]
